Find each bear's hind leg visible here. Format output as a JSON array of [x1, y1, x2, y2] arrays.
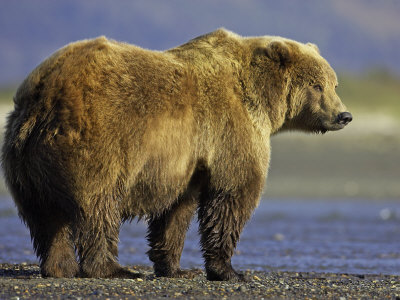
[[76, 196, 141, 278], [40, 224, 78, 278], [24, 210, 78, 278], [147, 194, 199, 278]]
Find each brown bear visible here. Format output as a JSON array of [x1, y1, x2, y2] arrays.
[[2, 29, 352, 281]]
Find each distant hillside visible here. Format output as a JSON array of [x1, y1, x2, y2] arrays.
[[1, 0, 400, 85]]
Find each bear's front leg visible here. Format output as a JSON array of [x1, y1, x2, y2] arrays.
[[198, 187, 260, 281]]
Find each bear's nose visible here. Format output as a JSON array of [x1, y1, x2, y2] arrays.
[[337, 112, 353, 125]]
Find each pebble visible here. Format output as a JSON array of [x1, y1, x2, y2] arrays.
[[92, 290, 102, 296], [0, 263, 399, 299], [273, 233, 285, 241], [238, 285, 247, 292]]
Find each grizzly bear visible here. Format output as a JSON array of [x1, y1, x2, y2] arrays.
[[2, 29, 352, 281]]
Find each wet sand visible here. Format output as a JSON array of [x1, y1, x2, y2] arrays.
[[1, 263, 399, 299]]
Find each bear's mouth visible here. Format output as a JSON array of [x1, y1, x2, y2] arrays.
[[321, 120, 347, 132], [313, 127, 328, 134], [318, 118, 347, 133]]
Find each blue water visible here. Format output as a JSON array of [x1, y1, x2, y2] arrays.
[[1, 196, 399, 275]]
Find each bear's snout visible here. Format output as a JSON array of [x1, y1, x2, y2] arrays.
[[337, 112, 353, 125]]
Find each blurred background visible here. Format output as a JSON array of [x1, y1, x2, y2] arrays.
[[1, 0, 400, 274], [1, 0, 399, 199]]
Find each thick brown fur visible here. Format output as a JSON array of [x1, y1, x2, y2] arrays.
[[2, 29, 351, 280]]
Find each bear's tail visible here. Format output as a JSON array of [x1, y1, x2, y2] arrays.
[[1, 80, 78, 219]]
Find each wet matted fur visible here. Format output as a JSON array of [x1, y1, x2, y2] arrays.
[[2, 29, 351, 280]]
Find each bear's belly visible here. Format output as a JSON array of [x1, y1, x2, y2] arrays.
[[123, 154, 197, 217]]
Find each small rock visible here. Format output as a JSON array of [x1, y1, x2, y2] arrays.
[[238, 285, 247, 292], [92, 290, 102, 296], [379, 208, 395, 220], [253, 275, 261, 281], [273, 233, 285, 241]]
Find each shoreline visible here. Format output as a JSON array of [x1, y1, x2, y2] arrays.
[[1, 264, 399, 299]]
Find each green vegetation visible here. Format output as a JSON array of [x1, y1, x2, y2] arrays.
[[0, 86, 16, 105], [337, 70, 400, 118]]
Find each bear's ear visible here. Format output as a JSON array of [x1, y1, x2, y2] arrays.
[[265, 40, 291, 66], [307, 42, 320, 54]]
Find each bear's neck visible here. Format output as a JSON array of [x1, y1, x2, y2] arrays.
[[241, 66, 291, 135]]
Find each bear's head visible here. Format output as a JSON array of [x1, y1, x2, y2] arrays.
[[258, 38, 352, 134]]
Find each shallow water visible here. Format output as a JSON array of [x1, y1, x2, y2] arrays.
[[0, 196, 399, 275]]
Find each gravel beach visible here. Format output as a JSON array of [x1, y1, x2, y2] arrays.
[[1, 263, 399, 299]]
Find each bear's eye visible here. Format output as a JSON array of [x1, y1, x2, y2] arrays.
[[313, 84, 323, 92]]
